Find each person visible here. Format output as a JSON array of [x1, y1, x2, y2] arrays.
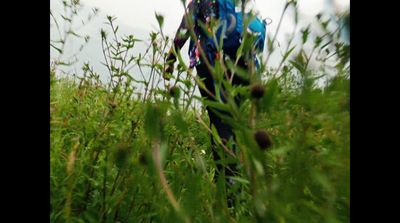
[[164, 0, 264, 206]]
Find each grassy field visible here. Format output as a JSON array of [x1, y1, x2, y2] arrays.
[[50, 1, 349, 222]]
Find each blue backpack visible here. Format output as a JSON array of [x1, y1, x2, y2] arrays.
[[193, 0, 267, 57]]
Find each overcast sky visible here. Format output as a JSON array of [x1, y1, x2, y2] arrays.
[[80, 0, 349, 38], [51, 0, 349, 82]]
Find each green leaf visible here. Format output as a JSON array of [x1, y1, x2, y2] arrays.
[[260, 78, 278, 112], [267, 35, 274, 52], [172, 111, 188, 133], [111, 57, 123, 61], [253, 159, 265, 176], [289, 60, 305, 74], [154, 64, 163, 71], [228, 177, 250, 185], [202, 99, 229, 113], [282, 46, 296, 63], [178, 80, 190, 89], [155, 12, 164, 29], [320, 40, 333, 50], [235, 41, 244, 62], [225, 60, 250, 81], [67, 30, 81, 38], [301, 26, 310, 44], [210, 124, 222, 145], [144, 102, 165, 141], [314, 36, 323, 48], [61, 15, 72, 22], [50, 43, 63, 54]]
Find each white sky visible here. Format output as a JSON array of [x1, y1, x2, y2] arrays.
[[80, 0, 349, 38], [77, 0, 349, 67], [51, 0, 349, 82]]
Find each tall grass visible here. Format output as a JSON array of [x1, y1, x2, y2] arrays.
[[50, 0, 349, 222]]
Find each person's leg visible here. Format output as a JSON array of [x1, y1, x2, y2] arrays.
[[222, 56, 251, 207], [195, 64, 237, 177], [196, 56, 251, 207]]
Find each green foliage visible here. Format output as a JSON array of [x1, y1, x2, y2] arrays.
[[51, 1, 349, 222]]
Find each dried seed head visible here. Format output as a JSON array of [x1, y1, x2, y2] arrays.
[[169, 86, 180, 98], [254, 129, 272, 151], [221, 138, 228, 145], [109, 100, 117, 109], [138, 153, 148, 166], [250, 83, 265, 99]]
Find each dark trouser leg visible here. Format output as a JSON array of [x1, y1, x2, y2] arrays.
[[195, 63, 248, 178], [196, 59, 249, 207], [195, 64, 234, 175]]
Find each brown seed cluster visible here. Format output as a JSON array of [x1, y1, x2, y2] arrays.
[[250, 83, 265, 99], [254, 130, 272, 150], [169, 86, 180, 98]]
